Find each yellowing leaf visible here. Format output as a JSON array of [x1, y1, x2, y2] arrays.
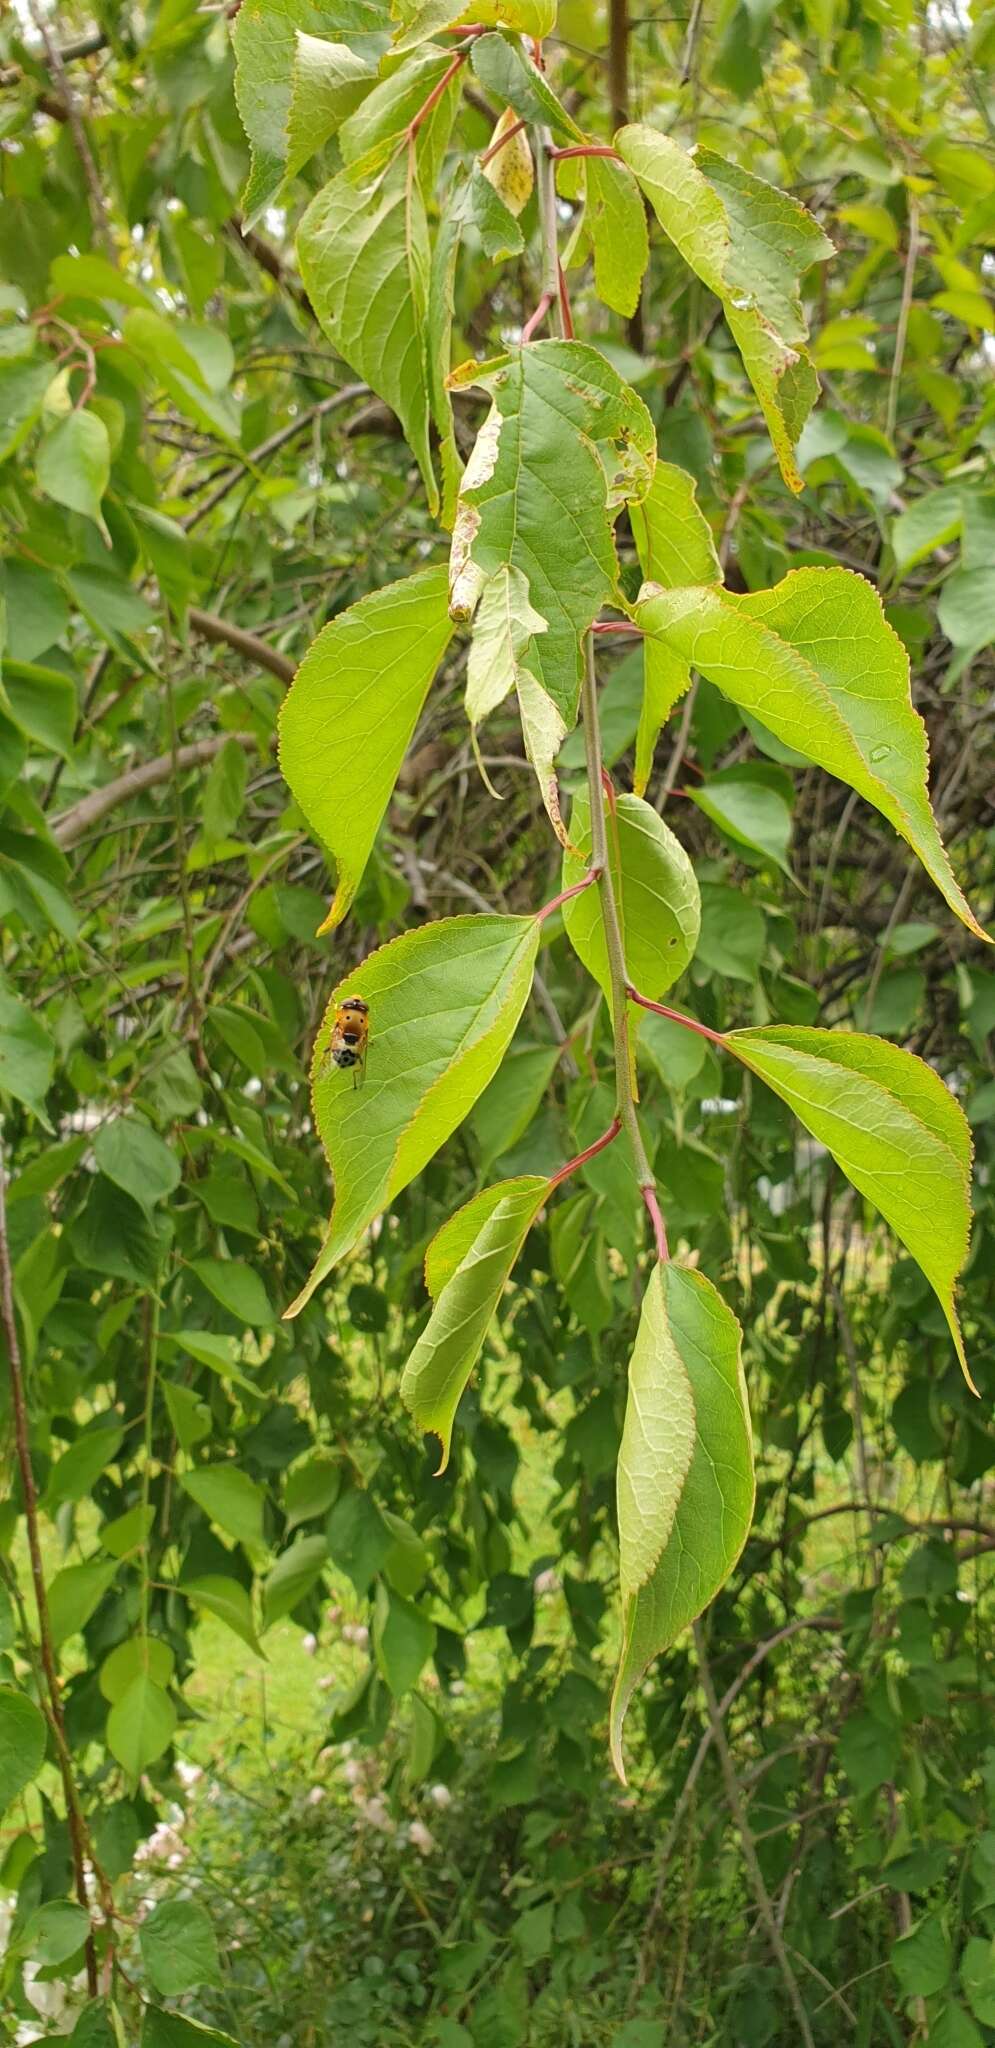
[[448, 341, 655, 719], [725, 1026, 975, 1388], [279, 568, 455, 930], [481, 108, 534, 218], [617, 127, 832, 490], [562, 791, 700, 1024], [465, 565, 547, 728], [401, 1175, 549, 1466], [585, 156, 650, 320], [611, 1265, 753, 1780], [287, 914, 543, 1316]]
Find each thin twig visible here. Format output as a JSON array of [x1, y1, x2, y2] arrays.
[[27, 1, 115, 259]]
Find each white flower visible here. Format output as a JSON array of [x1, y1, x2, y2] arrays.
[[342, 1759, 363, 1786], [175, 1759, 203, 1790], [317, 1674, 335, 1691], [534, 1568, 560, 1597], [306, 1786, 325, 1807], [301, 1632, 318, 1655], [359, 1796, 394, 1834], [409, 1821, 436, 1856], [428, 1783, 452, 1809]]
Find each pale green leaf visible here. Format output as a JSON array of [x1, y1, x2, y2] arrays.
[[48, 1561, 117, 1647], [36, 410, 110, 536], [610, 1264, 753, 1780], [516, 669, 572, 851], [288, 913, 542, 1314], [631, 460, 722, 591], [286, 33, 375, 181], [727, 1026, 974, 1386], [123, 312, 242, 452], [638, 569, 988, 940], [98, 1639, 174, 1705], [448, 341, 654, 719], [0, 1688, 46, 1816], [106, 1674, 177, 1776], [634, 637, 692, 798], [279, 568, 454, 929], [469, 32, 584, 141], [394, 0, 554, 55], [92, 1119, 180, 1217], [586, 156, 649, 319], [0, 989, 54, 1120], [562, 791, 700, 1021], [43, 1424, 124, 1513], [2, 658, 76, 758], [298, 157, 437, 509], [183, 1576, 264, 1655], [465, 565, 547, 727], [232, 0, 388, 224], [686, 764, 794, 876], [0, 359, 54, 464], [181, 1465, 267, 1549], [141, 1900, 222, 1996], [49, 252, 156, 310], [617, 126, 831, 490], [285, 1454, 340, 1529], [339, 47, 454, 176], [470, 163, 525, 261], [891, 485, 963, 574], [401, 1175, 548, 1466]]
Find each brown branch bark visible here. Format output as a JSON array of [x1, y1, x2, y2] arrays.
[[51, 733, 257, 848]]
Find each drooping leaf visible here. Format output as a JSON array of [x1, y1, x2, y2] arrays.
[[638, 569, 988, 940], [469, 32, 582, 141], [92, 1119, 180, 1217], [287, 913, 542, 1314], [478, 116, 533, 225], [48, 1561, 117, 1647], [610, 1265, 754, 1779], [286, 33, 380, 182], [298, 157, 437, 509], [0, 1688, 46, 1816], [631, 460, 722, 590], [686, 764, 794, 876], [262, 1534, 329, 1626], [394, 0, 554, 53], [0, 988, 54, 1121], [561, 791, 700, 1028], [140, 1900, 223, 1997], [43, 1424, 124, 1513], [183, 1577, 264, 1656], [401, 1175, 549, 1466], [448, 341, 655, 720], [373, 1581, 435, 1697], [725, 1026, 975, 1388], [465, 565, 547, 729], [515, 668, 573, 850], [617, 127, 832, 490], [0, 358, 54, 464], [98, 1639, 175, 1705], [280, 568, 455, 930]]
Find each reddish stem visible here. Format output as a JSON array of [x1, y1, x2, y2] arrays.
[[549, 1116, 622, 1189], [626, 986, 727, 1047], [592, 619, 642, 636], [537, 866, 600, 923], [642, 1184, 670, 1262], [548, 144, 622, 161], [479, 116, 527, 168], [600, 765, 617, 816], [407, 49, 469, 142], [522, 289, 554, 343]]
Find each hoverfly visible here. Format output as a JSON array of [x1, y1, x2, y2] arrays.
[[322, 995, 369, 1088]]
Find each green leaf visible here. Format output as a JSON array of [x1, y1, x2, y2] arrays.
[[0, 1687, 46, 1816], [20, 1900, 90, 1967], [43, 1424, 124, 1513], [515, 668, 572, 851], [99, 1504, 155, 1559], [285, 1454, 341, 1530], [326, 1489, 393, 1592], [280, 568, 454, 929], [631, 459, 722, 592], [141, 2007, 239, 2048], [1, 559, 69, 661], [183, 1576, 263, 1656], [36, 410, 111, 537], [725, 1027, 974, 1387], [232, 0, 388, 224], [93, 1119, 180, 1217], [638, 569, 988, 940], [449, 341, 655, 720], [287, 913, 542, 1315], [286, 33, 378, 182], [617, 127, 831, 490], [892, 485, 963, 574], [339, 47, 455, 176], [189, 1257, 275, 1327], [49, 251, 155, 310], [0, 358, 53, 463], [470, 164, 524, 261], [68, 1999, 121, 2047], [585, 156, 650, 319], [162, 1382, 211, 1453], [181, 1465, 267, 1550], [610, 1265, 754, 1780], [2, 658, 76, 757], [561, 791, 700, 1025], [961, 1937, 995, 2025], [140, 1900, 223, 1996], [892, 1913, 952, 1998], [470, 1044, 560, 1170], [298, 158, 437, 510], [48, 1561, 117, 1647], [394, 0, 553, 52], [122, 312, 242, 454], [262, 1534, 328, 1626], [0, 988, 54, 1121], [202, 737, 248, 844], [373, 1581, 435, 1697], [106, 1675, 176, 1776], [686, 764, 794, 875], [469, 33, 582, 141], [99, 1638, 175, 1705], [401, 1176, 549, 1467]]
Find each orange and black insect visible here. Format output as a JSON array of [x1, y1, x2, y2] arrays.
[[325, 996, 369, 1088]]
